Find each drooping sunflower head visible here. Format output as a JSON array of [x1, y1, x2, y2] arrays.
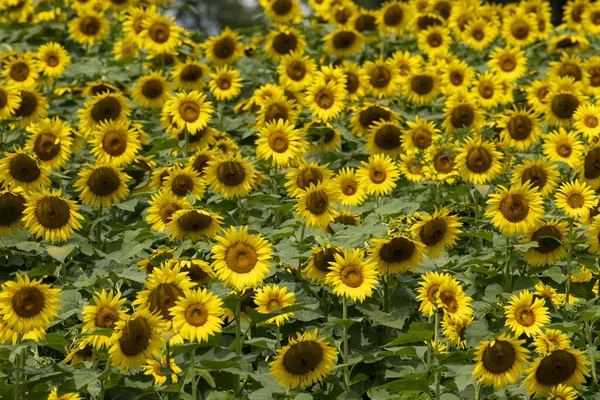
[[167, 207, 224, 241], [472, 333, 530, 389], [533, 328, 571, 356], [349, 103, 396, 137]]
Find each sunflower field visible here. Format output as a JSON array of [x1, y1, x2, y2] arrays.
[[6, 0, 600, 399]]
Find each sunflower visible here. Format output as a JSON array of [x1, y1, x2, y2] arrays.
[[522, 220, 568, 267], [502, 9, 537, 47], [36, 42, 70, 78], [549, 53, 585, 85], [81, 290, 127, 349], [12, 89, 49, 128], [167, 259, 215, 285], [533, 329, 571, 356], [471, 71, 504, 109], [543, 77, 587, 127], [505, 290, 551, 338], [356, 153, 400, 197], [189, 147, 220, 179], [211, 226, 273, 292], [584, 57, 600, 97], [555, 180, 599, 219], [208, 66, 243, 102], [78, 91, 130, 137], [0, 83, 20, 120], [563, 0, 588, 29], [441, 59, 474, 95], [571, 266, 593, 283], [436, 278, 473, 321], [170, 59, 208, 91], [170, 287, 224, 342], [527, 80, 552, 114], [523, 348, 590, 397], [485, 182, 545, 237], [22, 188, 83, 243], [143, 355, 182, 387], [399, 152, 427, 183], [256, 90, 299, 127], [487, 46, 527, 82], [163, 165, 205, 199], [2, 53, 39, 89], [411, 208, 462, 259], [132, 71, 171, 109], [108, 308, 167, 372], [338, 61, 369, 102], [304, 245, 343, 282], [472, 334, 529, 389], [256, 119, 307, 168], [64, 338, 94, 366], [204, 27, 245, 65], [586, 216, 600, 255], [542, 128, 584, 168], [573, 103, 600, 140], [284, 161, 332, 197], [304, 79, 346, 122], [461, 17, 498, 51], [139, 13, 182, 54], [277, 52, 315, 92], [145, 190, 191, 232], [349, 103, 397, 137], [425, 142, 458, 183], [68, 10, 110, 45], [324, 249, 378, 302], [254, 284, 296, 326], [402, 70, 441, 105], [303, 120, 342, 153], [164, 90, 213, 135], [0, 187, 26, 237], [455, 137, 504, 185], [363, 58, 401, 100], [322, 28, 364, 57], [295, 182, 340, 229], [442, 314, 473, 349], [370, 235, 425, 275], [270, 329, 338, 389], [535, 282, 563, 307], [511, 157, 560, 198], [261, 0, 302, 24], [0, 148, 50, 191], [74, 163, 130, 207], [442, 92, 485, 134], [265, 26, 306, 62], [167, 207, 223, 241], [418, 26, 451, 57], [402, 117, 439, 153], [331, 167, 367, 207], [82, 81, 119, 98], [377, 0, 408, 34], [47, 388, 81, 400], [24, 117, 72, 171], [416, 271, 453, 317], [205, 153, 260, 199], [89, 120, 141, 167], [364, 120, 403, 157]]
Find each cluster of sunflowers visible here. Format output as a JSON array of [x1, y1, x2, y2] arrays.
[[4, 0, 600, 398]]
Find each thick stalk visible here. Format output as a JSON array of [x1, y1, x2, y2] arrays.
[[504, 237, 511, 292], [434, 310, 440, 400], [296, 222, 306, 280], [587, 320, 598, 385], [275, 325, 281, 350], [98, 360, 111, 400], [566, 219, 573, 304], [184, 129, 189, 158], [342, 296, 351, 391], [234, 300, 242, 394], [191, 347, 198, 400], [96, 205, 103, 248]]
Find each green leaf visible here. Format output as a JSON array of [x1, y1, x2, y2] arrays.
[[386, 322, 433, 346], [45, 244, 76, 263], [376, 372, 431, 393]]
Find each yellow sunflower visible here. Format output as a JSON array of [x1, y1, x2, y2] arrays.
[[399, 152, 427, 183], [277, 52, 316, 92], [0, 273, 61, 334], [402, 117, 440, 153], [68, 10, 110, 45], [542, 128, 584, 168], [322, 28, 365, 57], [555, 180, 599, 219], [256, 119, 307, 168], [36, 42, 70, 78], [303, 120, 342, 153], [294, 182, 340, 229], [0, 187, 26, 237], [211, 226, 273, 291], [331, 167, 367, 207], [78, 91, 130, 137], [167, 207, 223, 241], [81, 289, 127, 349], [270, 329, 338, 389], [12, 88, 49, 128], [472, 333, 529, 389], [167, 259, 215, 285], [523, 348, 590, 397], [303, 245, 343, 282], [425, 142, 458, 184], [573, 103, 600, 140], [47, 388, 81, 400], [74, 163, 130, 207], [411, 208, 462, 259], [325, 249, 379, 302], [533, 329, 571, 356], [108, 308, 167, 372], [284, 160, 332, 197], [305, 78, 346, 122], [205, 153, 260, 199], [163, 165, 205, 199], [24, 117, 73, 171], [171, 59, 210, 91], [22, 188, 83, 243], [441, 59, 474, 95], [145, 190, 191, 232], [461, 17, 498, 51], [170, 287, 224, 342], [64, 339, 94, 366], [455, 137, 504, 185], [543, 77, 587, 127], [417, 25, 452, 57], [204, 27, 245, 65], [416, 272, 453, 317], [586, 215, 600, 255], [132, 71, 171, 109], [2, 53, 39, 89], [265, 26, 306, 62], [485, 182, 545, 237], [505, 290, 551, 338], [164, 90, 213, 135], [0, 83, 21, 120], [0, 148, 50, 191], [356, 153, 399, 197], [363, 58, 401, 100], [254, 284, 296, 326], [471, 71, 504, 109], [256, 90, 299, 127], [143, 355, 182, 387], [370, 235, 425, 274], [349, 103, 396, 137], [436, 278, 473, 322], [89, 119, 141, 167], [208, 66, 243, 102], [402, 70, 441, 105], [487, 45, 527, 82], [511, 157, 560, 197], [261, 0, 302, 24], [139, 13, 182, 54], [442, 314, 473, 349], [442, 91, 485, 134], [527, 79, 552, 114], [502, 10, 538, 47], [522, 220, 568, 267], [364, 120, 403, 157], [377, 1, 409, 34], [584, 57, 600, 97]]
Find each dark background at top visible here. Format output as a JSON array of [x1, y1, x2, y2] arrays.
[[174, 0, 568, 35]]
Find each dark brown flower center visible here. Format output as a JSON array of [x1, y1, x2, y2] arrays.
[[411, 75, 434, 95], [10, 62, 29, 82], [171, 174, 194, 196], [380, 237, 415, 263], [272, 0, 292, 15], [532, 225, 562, 254], [0, 192, 25, 227], [340, 265, 364, 287], [313, 247, 340, 273], [14, 91, 38, 118], [95, 306, 119, 329], [213, 37, 236, 59], [369, 66, 391, 89], [413, 128, 432, 149], [535, 350, 577, 386], [102, 131, 127, 157], [12, 286, 45, 318], [142, 79, 164, 99], [466, 146, 493, 173], [374, 124, 401, 150], [119, 317, 151, 356], [434, 152, 454, 173], [286, 60, 306, 81], [571, 4, 585, 23], [79, 16, 101, 36], [272, 32, 298, 55], [192, 154, 211, 175], [282, 341, 324, 375], [369, 167, 387, 184], [149, 22, 170, 44], [417, 15, 443, 30], [384, 5, 404, 26], [159, 202, 181, 223], [499, 55, 516, 72], [521, 165, 548, 190], [36, 196, 71, 229], [264, 103, 289, 123], [482, 340, 516, 374], [225, 242, 258, 273], [472, 28, 484, 40], [315, 88, 335, 109], [177, 210, 213, 233], [478, 82, 495, 99], [306, 190, 329, 215], [499, 193, 529, 222], [359, 106, 391, 129], [9, 153, 40, 183], [216, 161, 246, 186], [449, 71, 464, 86], [185, 304, 208, 326], [558, 62, 582, 82], [589, 67, 600, 87], [551, 93, 579, 120], [584, 148, 600, 179], [332, 31, 357, 50], [0, 88, 8, 109], [419, 218, 448, 246], [92, 96, 122, 123], [179, 101, 200, 122], [33, 133, 60, 161], [450, 104, 475, 129], [180, 64, 204, 82], [88, 167, 121, 196], [149, 283, 184, 320], [269, 132, 289, 153], [566, 193, 584, 208], [556, 141, 572, 157], [296, 167, 323, 191], [434, 1, 452, 18], [427, 32, 443, 47], [511, 19, 530, 39], [181, 262, 212, 284], [355, 14, 376, 32]]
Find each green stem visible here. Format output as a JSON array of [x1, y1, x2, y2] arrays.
[[474, 382, 481, 400], [296, 222, 306, 281], [586, 320, 598, 385], [434, 310, 440, 400], [504, 236, 511, 293], [184, 129, 189, 158], [320, 133, 325, 164], [191, 347, 197, 400], [234, 300, 242, 394], [566, 219, 574, 305], [98, 359, 111, 400], [96, 205, 103, 248], [382, 272, 390, 343], [342, 296, 350, 391], [275, 325, 281, 350]]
